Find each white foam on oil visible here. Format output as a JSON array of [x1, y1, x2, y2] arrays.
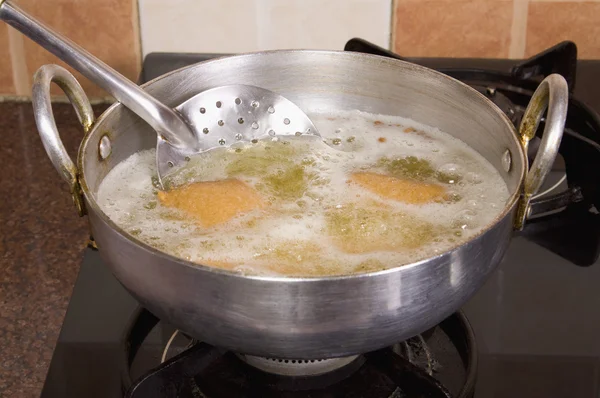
[[97, 110, 510, 276]]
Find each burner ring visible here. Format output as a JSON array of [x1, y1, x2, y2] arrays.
[[236, 353, 360, 376]]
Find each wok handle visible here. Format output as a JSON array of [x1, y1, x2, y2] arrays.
[[514, 73, 569, 230], [32, 64, 95, 217]]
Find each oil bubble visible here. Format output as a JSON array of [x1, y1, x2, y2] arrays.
[[452, 209, 478, 229], [467, 200, 483, 210], [466, 172, 483, 184]]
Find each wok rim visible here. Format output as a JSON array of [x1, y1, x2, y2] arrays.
[[77, 49, 526, 283]]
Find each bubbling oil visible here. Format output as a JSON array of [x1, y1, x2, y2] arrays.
[[97, 110, 510, 277]]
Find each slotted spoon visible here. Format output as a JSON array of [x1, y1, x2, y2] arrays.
[[0, 0, 319, 187]]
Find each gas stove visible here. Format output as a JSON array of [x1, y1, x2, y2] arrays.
[[123, 308, 476, 397], [41, 39, 600, 398]]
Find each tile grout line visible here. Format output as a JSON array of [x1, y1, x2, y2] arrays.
[[132, 0, 143, 74], [7, 27, 30, 96], [509, 0, 530, 59], [390, 0, 397, 52]]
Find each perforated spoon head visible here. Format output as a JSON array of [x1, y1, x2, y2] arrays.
[[156, 85, 320, 186]]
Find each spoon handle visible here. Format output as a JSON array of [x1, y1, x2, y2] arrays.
[[0, 0, 197, 149]]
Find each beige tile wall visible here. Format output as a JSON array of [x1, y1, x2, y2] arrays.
[[394, 0, 514, 58], [0, 0, 141, 98], [0, 0, 598, 98], [392, 0, 600, 59], [137, 0, 392, 55], [526, 1, 600, 58]]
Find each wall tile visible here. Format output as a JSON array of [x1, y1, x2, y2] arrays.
[[139, 0, 259, 55], [257, 0, 391, 51], [393, 0, 513, 58], [138, 0, 391, 56], [530, 0, 600, 2], [0, 24, 15, 94], [526, 2, 600, 59], [397, 0, 514, 2], [18, 0, 141, 98]]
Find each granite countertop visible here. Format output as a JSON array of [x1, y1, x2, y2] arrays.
[[0, 101, 109, 397]]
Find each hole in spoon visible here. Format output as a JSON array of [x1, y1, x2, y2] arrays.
[[218, 120, 224, 126], [284, 118, 290, 125], [235, 98, 241, 105], [199, 107, 206, 114], [203, 128, 209, 134], [216, 101, 222, 108], [238, 118, 244, 124], [167, 161, 174, 167]]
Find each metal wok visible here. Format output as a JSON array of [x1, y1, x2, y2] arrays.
[[32, 51, 567, 359]]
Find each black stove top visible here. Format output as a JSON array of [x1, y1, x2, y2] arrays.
[[41, 40, 600, 398]]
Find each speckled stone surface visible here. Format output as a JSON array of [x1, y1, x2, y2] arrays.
[[0, 101, 109, 398]]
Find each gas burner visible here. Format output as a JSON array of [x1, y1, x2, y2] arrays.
[[121, 308, 476, 397], [236, 353, 361, 377], [233, 353, 367, 392]]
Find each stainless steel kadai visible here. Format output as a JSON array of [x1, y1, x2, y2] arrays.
[[3, 5, 568, 359], [0, 0, 319, 188]]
